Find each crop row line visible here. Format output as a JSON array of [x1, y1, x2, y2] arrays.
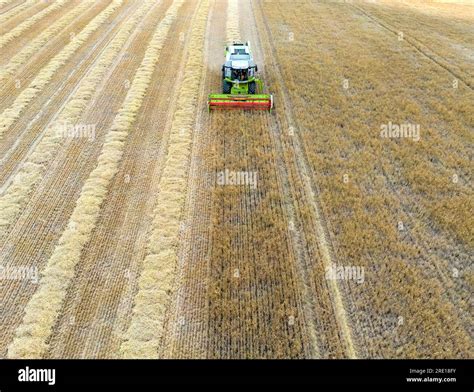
[[0, 0, 123, 139], [352, 4, 472, 89], [0, 0, 68, 49], [254, 0, 357, 358], [0, 0, 146, 238], [0, 0, 33, 25], [0, 1, 93, 83], [5, 0, 175, 358], [120, 0, 210, 359]]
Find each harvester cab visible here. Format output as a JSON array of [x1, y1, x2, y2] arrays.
[[208, 41, 273, 111]]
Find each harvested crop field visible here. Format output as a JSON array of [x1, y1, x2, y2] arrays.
[[0, 0, 472, 359]]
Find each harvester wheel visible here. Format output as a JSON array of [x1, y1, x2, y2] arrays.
[[248, 81, 256, 94], [223, 80, 232, 94]]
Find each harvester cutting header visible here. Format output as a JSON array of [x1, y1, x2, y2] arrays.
[[208, 41, 273, 111]]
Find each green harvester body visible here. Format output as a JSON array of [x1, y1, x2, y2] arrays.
[[208, 42, 273, 111]]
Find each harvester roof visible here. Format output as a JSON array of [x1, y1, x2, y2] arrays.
[[229, 60, 250, 69]]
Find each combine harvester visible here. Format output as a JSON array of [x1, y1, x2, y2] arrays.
[[208, 42, 273, 111]]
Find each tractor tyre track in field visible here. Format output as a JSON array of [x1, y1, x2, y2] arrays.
[[240, 0, 321, 359], [252, 0, 358, 358], [351, 4, 473, 90], [193, 0, 311, 359]]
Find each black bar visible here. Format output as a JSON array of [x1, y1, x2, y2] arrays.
[[0, 359, 472, 387]]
